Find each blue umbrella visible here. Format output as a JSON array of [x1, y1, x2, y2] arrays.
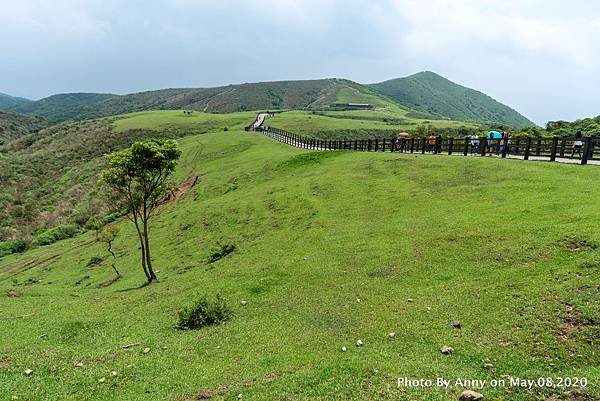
[[487, 131, 503, 139]]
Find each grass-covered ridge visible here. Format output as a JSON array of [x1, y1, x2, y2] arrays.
[[1, 126, 598, 400], [369, 71, 536, 129]]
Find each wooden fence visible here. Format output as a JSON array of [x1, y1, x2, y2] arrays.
[[246, 125, 598, 166]]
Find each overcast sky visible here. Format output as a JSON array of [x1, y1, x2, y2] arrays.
[[1, 0, 599, 125]]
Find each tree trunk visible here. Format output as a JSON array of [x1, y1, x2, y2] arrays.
[[142, 218, 156, 282], [133, 214, 150, 282]]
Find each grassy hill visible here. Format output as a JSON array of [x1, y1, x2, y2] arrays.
[[369, 71, 536, 129], [0, 92, 31, 110], [0, 111, 49, 144], [2, 75, 533, 129], [0, 111, 253, 248], [0, 116, 598, 400]]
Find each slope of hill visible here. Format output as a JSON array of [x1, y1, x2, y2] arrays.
[[0, 110, 253, 247], [3, 80, 390, 122], [0, 111, 49, 144], [7, 93, 117, 122], [369, 71, 535, 129], [0, 92, 31, 110], [0, 127, 598, 400], [3, 75, 533, 128]]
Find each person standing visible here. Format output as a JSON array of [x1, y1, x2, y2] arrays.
[[571, 131, 584, 159], [428, 133, 437, 153], [470, 134, 480, 154]]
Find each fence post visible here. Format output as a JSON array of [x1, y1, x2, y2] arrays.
[[480, 137, 487, 156], [410, 138, 415, 153], [421, 137, 426, 154], [367, 139, 371, 151], [536, 138, 542, 156], [550, 136, 558, 162], [559, 138, 566, 157], [375, 138, 379, 152], [581, 137, 591, 165], [463, 137, 469, 156], [524, 137, 531, 160], [515, 138, 521, 155], [448, 137, 454, 155], [382, 138, 386, 152]]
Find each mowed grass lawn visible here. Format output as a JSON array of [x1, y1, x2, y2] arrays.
[[1, 129, 599, 401]]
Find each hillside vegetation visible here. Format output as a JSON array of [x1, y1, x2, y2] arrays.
[[0, 127, 598, 400], [0, 92, 31, 110], [0, 110, 253, 252], [1, 73, 533, 129], [0, 111, 49, 144], [546, 115, 600, 136], [369, 71, 535, 129]]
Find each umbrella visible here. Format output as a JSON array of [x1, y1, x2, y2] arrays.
[[398, 132, 410, 137], [487, 131, 503, 139]]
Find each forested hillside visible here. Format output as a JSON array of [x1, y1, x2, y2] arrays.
[[0, 111, 49, 144]]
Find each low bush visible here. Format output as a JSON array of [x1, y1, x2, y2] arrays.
[[33, 224, 80, 246], [86, 256, 103, 266], [177, 294, 233, 330], [0, 240, 28, 257]]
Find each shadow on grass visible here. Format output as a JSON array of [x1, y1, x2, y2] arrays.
[[116, 280, 155, 292]]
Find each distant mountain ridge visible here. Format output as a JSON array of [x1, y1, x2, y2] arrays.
[[0, 92, 31, 110], [0, 72, 535, 128], [369, 71, 535, 128]]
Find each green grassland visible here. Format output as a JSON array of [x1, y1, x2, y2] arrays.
[[0, 111, 252, 245], [1, 123, 599, 400], [265, 110, 478, 139]]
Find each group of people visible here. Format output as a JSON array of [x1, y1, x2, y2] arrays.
[[390, 130, 587, 159]]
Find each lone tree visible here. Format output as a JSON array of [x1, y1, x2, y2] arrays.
[[100, 139, 181, 283]]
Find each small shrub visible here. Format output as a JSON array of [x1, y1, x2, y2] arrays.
[[177, 294, 233, 330], [33, 224, 79, 246], [86, 256, 103, 266], [208, 241, 235, 263], [0, 240, 28, 257], [223, 127, 229, 132]]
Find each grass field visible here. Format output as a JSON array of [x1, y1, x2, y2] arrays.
[[265, 110, 478, 139], [113, 110, 256, 133], [1, 125, 599, 400]]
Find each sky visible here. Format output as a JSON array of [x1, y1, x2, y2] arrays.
[[1, 0, 599, 125]]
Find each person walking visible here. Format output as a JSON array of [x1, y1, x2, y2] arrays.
[[428, 133, 437, 153], [391, 136, 398, 152], [571, 131, 584, 159], [470, 134, 479, 154]]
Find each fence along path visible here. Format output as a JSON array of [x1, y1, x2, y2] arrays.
[[245, 113, 600, 166]]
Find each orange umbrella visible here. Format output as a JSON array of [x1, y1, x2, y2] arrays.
[[398, 132, 410, 137]]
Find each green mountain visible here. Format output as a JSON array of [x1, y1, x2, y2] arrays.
[[2, 74, 534, 129], [0, 92, 31, 110], [3, 80, 386, 122], [7, 93, 117, 122], [369, 71, 535, 129], [0, 111, 49, 144]]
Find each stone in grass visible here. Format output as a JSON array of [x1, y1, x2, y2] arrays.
[[99, 377, 106, 383], [143, 347, 151, 354], [23, 369, 33, 376], [240, 300, 247, 306], [388, 332, 396, 338], [75, 362, 84, 367], [440, 345, 454, 354], [111, 371, 118, 376], [450, 320, 461, 329], [356, 340, 364, 347], [459, 390, 483, 400], [341, 346, 347, 352]]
